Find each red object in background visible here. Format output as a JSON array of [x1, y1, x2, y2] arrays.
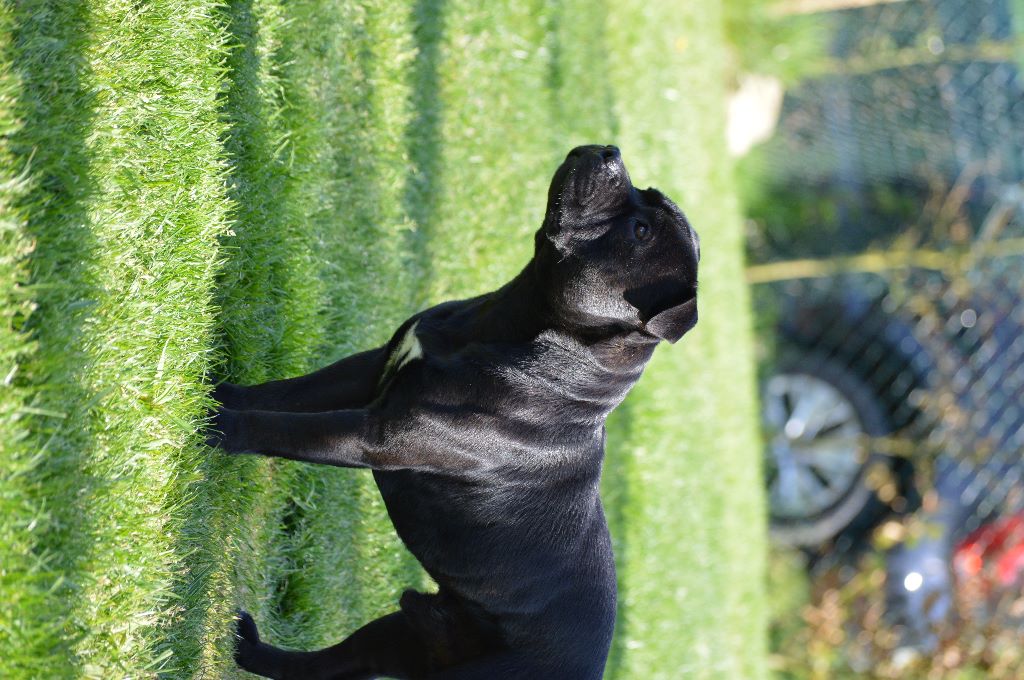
[[997, 543, 1024, 586], [954, 514, 1024, 587]]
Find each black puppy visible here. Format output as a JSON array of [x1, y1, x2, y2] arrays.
[[209, 145, 700, 679]]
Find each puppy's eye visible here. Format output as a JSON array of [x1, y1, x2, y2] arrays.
[[633, 221, 651, 241]]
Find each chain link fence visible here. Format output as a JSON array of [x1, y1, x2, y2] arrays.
[[742, 1, 1024, 676]]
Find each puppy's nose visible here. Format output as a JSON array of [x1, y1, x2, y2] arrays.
[[567, 144, 620, 161]]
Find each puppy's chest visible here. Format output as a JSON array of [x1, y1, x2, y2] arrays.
[[375, 321, 640, 422], [500, 341, 642, 417]]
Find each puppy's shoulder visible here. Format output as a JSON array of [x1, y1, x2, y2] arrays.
[[376, 297, 488, 390]]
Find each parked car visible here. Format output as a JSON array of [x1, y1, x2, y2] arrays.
[[762, 255, 1024, 655]]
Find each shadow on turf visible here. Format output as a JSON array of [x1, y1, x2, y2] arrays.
[[403, 0, 446, 304]]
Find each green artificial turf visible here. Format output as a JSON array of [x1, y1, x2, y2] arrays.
[[0, 3, 54, 675], [0, 2, 766, 678], [3, 2, 234, 676], [601, 3, 767, 676]]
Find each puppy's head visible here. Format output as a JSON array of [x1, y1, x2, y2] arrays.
[[536, 145, 699, 343]]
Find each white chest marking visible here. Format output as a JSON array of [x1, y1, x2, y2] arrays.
[[393, 321, 423, 372], [379, 321, 424, 390]]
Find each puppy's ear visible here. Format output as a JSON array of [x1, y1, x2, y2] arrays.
[[644, 298, 697, 343], [542, 212, 572, 252], [542, 155, 573, 249]]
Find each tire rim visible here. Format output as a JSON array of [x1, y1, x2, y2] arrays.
[[764, 372, 867, 520]]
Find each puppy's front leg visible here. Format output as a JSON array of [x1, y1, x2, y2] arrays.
[[209, 407, 378, 468], [209, 407, 430, 471], [214, 347, 387, 413]]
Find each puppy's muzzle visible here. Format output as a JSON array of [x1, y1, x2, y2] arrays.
[[644, 296, 698, 344]]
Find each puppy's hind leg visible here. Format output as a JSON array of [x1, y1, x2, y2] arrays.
[[233, 609, 435, 680]]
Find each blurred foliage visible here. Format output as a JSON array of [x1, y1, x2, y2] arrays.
[[766, 547, 815, 677], [722, 0, 831, 86], [769, 526, 1024, 679], [740, 166, 930, 263], [722, 0, 856, 264]]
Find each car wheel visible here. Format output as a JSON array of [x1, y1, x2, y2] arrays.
[[763, 350, 894, 548]]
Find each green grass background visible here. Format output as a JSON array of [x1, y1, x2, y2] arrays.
[[0, 1, 765, 678]]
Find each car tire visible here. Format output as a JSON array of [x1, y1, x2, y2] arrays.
[[764, 349, 895, 548]]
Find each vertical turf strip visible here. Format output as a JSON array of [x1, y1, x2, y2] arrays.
[[155, 0, 333, 674], [0, 4, 64, 677], [409, 0, 560, 297], [3, 4, 100, 676], [263, 0, 428, 653], [162, 1, 428, 674], [63, 4, 234, 674], [603, 2, 768, 678], [3, 1, 234, 676]]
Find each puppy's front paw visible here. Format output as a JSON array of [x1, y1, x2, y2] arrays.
[[212, 381, 244, 409], [204, 407, 238, 450], [234, 610, 261, 668]]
